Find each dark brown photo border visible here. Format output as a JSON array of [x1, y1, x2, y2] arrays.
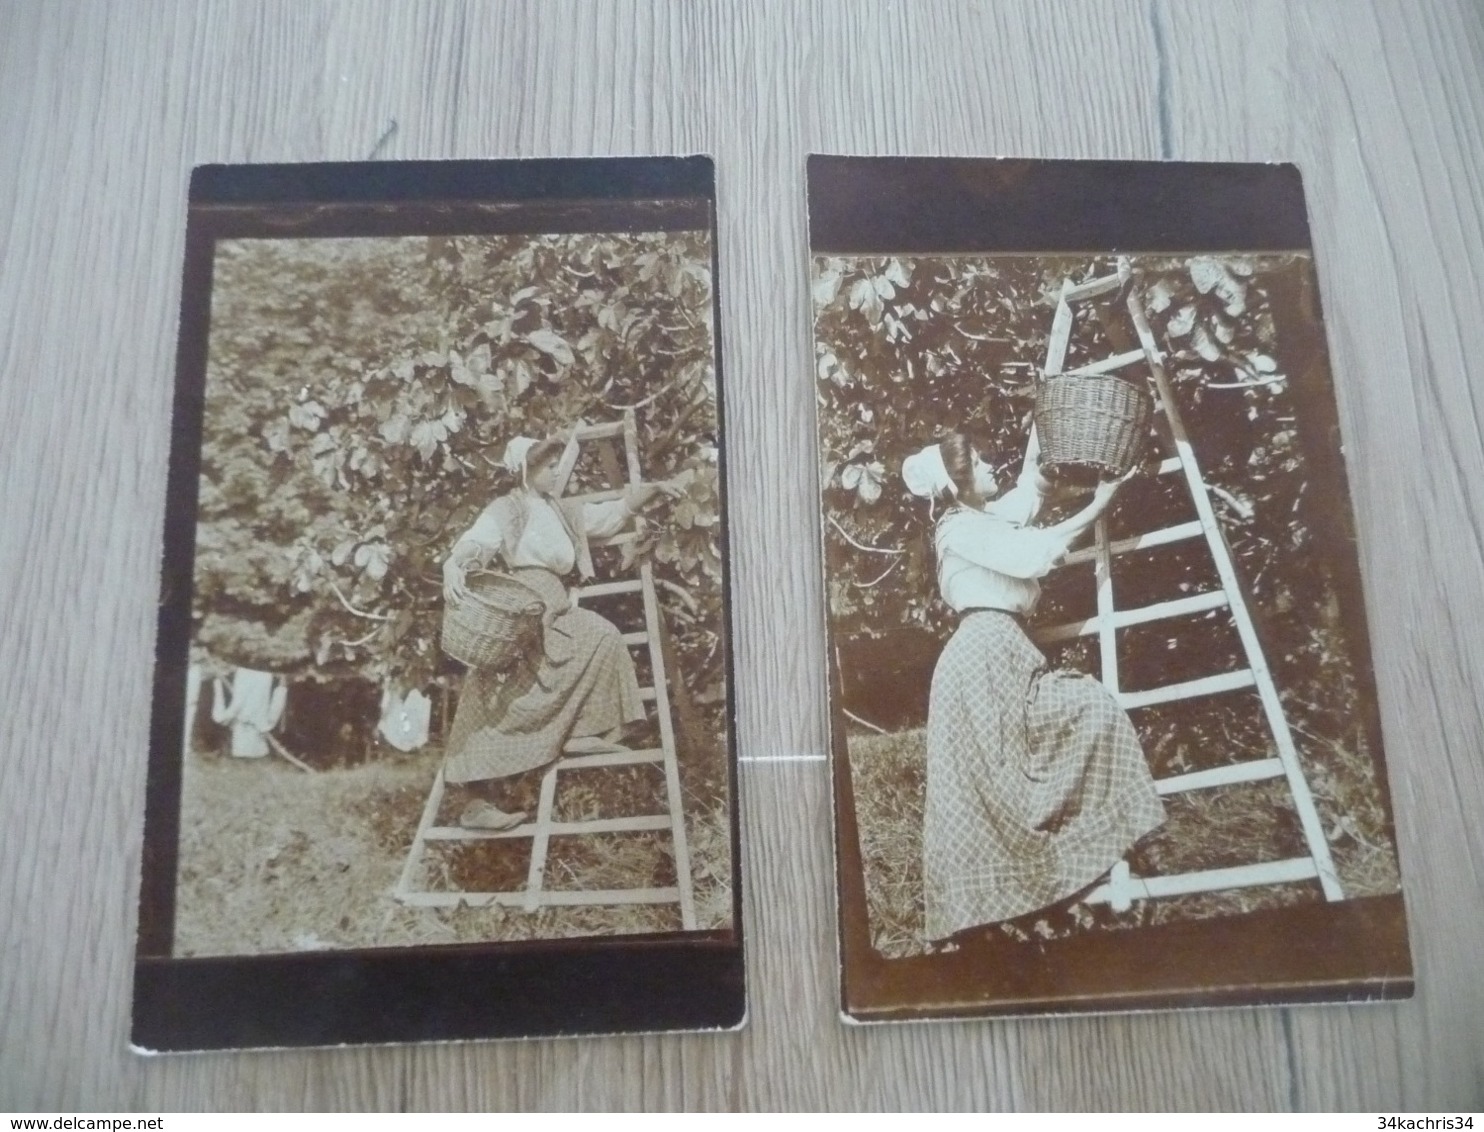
[[135, 157, 745, 1051], [808, 156, 1412, 1021]]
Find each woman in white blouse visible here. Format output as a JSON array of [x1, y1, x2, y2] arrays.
[[440, 433, 674, 831], [903, 431, 1165, 938]]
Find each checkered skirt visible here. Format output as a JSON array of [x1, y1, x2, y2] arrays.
[[923, 610, 1165, 938], [443, 568, 645, 784]]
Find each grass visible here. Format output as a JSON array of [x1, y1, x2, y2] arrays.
[[173, 735, 734, 958], [845, 712, 1403, 958]]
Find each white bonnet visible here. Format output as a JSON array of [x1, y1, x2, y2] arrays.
[[901, 443, 957, 500], [501, 436, 540, 480]]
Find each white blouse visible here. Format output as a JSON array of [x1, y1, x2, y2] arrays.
[[454, 490, 631, 574], [935, 465, 1068, 615]]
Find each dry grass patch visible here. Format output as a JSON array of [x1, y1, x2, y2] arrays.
[[174, 736, 733, 957]]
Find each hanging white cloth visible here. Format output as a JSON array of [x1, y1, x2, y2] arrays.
[[378, 685, 432, 752], [211, 668, 288, 758], [183, 664, 203, 759]]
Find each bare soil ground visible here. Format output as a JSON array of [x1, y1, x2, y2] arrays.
[[846, 723, 1403, 959], [173, 744, 733, 958]]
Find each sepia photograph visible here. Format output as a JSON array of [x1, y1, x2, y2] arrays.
[[134, 158, 744, 1050], [809, 157, 1411, 1019]]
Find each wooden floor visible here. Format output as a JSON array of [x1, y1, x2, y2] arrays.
[[3, 0, 1482, 1111]]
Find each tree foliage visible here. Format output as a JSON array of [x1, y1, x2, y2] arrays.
[[195, 231, 724, 700]]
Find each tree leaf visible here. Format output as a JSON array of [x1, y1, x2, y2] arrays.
[[812, 267, 842, 307], [527, 328, 575, 366], [1188, 256, 1226, 294], [288, 401, 325, 431], [1167, 304, 1197, 338], [378, 413, 410, 445], [1192, 323, 1223, 361]]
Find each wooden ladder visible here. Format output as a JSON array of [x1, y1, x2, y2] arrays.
[[394, 411, 698, 930], [1032, 259, 1344, 912]]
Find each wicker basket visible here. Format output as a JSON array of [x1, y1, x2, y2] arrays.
[[1033, 372, 1153, 479], [441, 571, 547, 672]]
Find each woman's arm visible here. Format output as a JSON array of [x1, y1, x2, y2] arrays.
[[443, 504, 505, 603], [1040, 477, 1122, 545], [580, 477, 686, 539], [622, 477, 685, 513], [988, 426, 1052, 525]]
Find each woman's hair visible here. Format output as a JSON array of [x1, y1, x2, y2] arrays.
[[937, 432, 977, 500], [526, 437, 566, 473]]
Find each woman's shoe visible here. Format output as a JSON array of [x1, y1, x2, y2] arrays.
[[458, 800, 528, 831]]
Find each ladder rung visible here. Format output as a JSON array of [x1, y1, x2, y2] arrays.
[[622, 631, 649, 646], [1118, 668, 1255, 709], [1034, 590, 1228, 645], [1063, 272, 1126, 302], [530, 887, 681, 907], [1116, 589, 1227, 628], [396, 886, 681, 909], [1154, 757, 1286, 796], [558, 747, 665, 770], [1061, 519, 1204, 566], [571, 421, 626, 441], [1064, 349, 1147, 377], [422, 813, 673, 842], [639, 686, 657, 702], [1083, 858, 1320, 905], [1157, 456, 1182, 475], [576, 579, 644, 598]]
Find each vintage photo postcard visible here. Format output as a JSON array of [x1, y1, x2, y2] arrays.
[[135, 158, 743, 1050], [808, 156, 1411, 1020]]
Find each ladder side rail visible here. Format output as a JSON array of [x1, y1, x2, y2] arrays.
[[521, 763, 562, 913], [553, 428, 584, 496], [1093, 518, 1135, 910], [1091, 517, 1120, 696], [1044, 281, 1076, 376], [623, 409, 698, 930], [1125, 290, 1343, 901], [394, 767, 448, 901], [642, 565, 697, 930]]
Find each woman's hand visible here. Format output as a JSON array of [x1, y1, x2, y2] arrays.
[[1092, 477, 1121, 507], [623, 476, 686, 513], [443, 558, 470, 605]]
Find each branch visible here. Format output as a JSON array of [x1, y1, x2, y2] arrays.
[[853, 558, 902, 589], [266, 734, 316, 774], [656, 577, 699, 615], [1208, 484, 1255, 520], [827, 515, 904, 556], [608, 376, 680, 412], [343, 624, 383, 648], [1206, 372, 1288, 389], [327, 578, 392, 622], [843, 707, 888, 735]]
